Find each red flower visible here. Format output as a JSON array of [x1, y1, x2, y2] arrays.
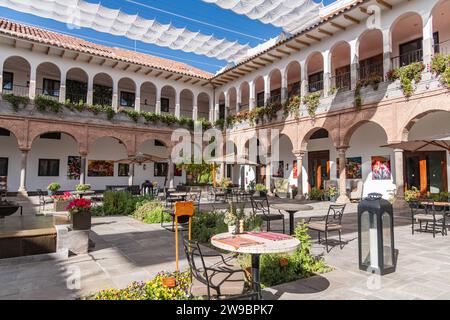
[[66, 198, 92, 212]]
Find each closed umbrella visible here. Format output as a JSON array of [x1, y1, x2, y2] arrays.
[[206, 153, 260, 187]]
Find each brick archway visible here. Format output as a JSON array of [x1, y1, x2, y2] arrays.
[[298, 119, 339, 150], [27, 122, 87, 153], [400, 108, 450, 142], [0, 118, 26, 149]]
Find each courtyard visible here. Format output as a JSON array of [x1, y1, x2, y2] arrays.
[[1, 197, 449, 300]]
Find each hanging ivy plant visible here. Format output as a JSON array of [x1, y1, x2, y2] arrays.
[[431, 53, 450, 87], [302, 92, 321, 118], [34, 95, 63, 113], [387, 62, 425, 97], [264, 101, 283, 121], [283, 95, 301, 118], [354, 74, 382, 110], [2, 93, 29, 112]]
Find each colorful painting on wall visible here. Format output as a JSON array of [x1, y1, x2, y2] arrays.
[[118, 163, 130, 177], [336, 157, 363, 179], [67, 156, 81, 180], [293, 160, 298, 179], [87, 160, 114, 177], [346, 157, 362, 179], [371, 156, 391, 180]]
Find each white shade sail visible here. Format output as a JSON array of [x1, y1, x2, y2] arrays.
[[0, 0, 251, 62], [202, 0, 323, 34]]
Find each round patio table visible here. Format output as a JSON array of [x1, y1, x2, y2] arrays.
[[270, 203, 314, 235], [211, 232, 300, 300], [72, 190, 95, 198]]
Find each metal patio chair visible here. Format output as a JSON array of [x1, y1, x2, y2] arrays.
[[250, 194, 285, 234], [308, 204, 346, 253]]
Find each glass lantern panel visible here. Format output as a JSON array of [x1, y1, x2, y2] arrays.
[[382, 212, 393, 267], [360, 211, 370, 266]]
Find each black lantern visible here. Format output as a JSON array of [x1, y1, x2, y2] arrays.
[[358, 193, 395, 275]]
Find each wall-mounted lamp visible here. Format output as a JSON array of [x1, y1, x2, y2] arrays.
[[143, 164, 147, 171]]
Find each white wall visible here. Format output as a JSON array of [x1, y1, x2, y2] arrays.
[[0, 133, 21, 191]]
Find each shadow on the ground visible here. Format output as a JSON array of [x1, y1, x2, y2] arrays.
[[262, 274, 331, 299]]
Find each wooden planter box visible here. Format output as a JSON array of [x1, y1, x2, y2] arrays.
[[53, 200, 71, 212], [71, 211, 91, 230]]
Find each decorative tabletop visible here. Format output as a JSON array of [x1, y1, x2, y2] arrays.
[[270, 203, 314, 212], [211, 232, 300, 254]]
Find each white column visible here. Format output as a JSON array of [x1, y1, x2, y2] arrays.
[[294, 151, 306, 200], [134, 85, 141, 112], [214, 103, 220, 121], [263, 74, 270, 105], [58, 72, 67, 104], [167, 159, 174, 188], [128, 163, 135, 186], [281, 67, 288, 103], [209, 99, 214, 122], [175, 93, 180, 118], [350, 39, 359, 90], [79, 154, 87, 185], [86, 75, 93, 105], [382, 29, 392, 80], [192, 104, 198, 121], [155, 89, 161, 114], [394, 149, 405, 199], [249, 80, 255, 110], [18, 149, 28, 194], [29, 65, 36, 100], [336, 147, 350, 204], [300, 60, 308, 97], [423, 14, 434, 68], [323, 49, 331, 97], [112, 80, 119, 110]]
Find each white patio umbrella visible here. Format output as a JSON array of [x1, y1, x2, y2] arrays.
[[115, 152, 167, 165], [381, 134, 450, 152], [205, 153, 259, 187]]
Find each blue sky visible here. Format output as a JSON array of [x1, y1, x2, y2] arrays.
[[0, 0, 336, 73]]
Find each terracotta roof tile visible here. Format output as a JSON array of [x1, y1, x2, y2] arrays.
[[0, 18, 213, 79]]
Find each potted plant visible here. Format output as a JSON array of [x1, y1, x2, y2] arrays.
[[220, 178, 233, 194], [327, 186, 338, 202], [67, 198, 92, 230], [75, 183, 91, 192], [47, 182, 61, 196], [404, 186, 421, 202], [247, 180, 256, 195], [224, 202, 239, 234], [52, 192, 74, 212], [290, 185, 298, 198], [254, 184, 267, 198]]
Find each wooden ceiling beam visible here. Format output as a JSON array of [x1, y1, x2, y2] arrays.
[[376, 0, 392, 10], [267, 52, 282, 60], [295, 39, 311, 46], [305, 34, 321, 42], [134, 66, 142, 73], [344, 14, 360, 24], [276, 48, 291, 56], [191, 79, 200, 85], [174, 75, 183, 81], [330, 22, 346, 31], [145, 69, 153, 75], [258, 57, 273, 64], [154, 71, 163, 78], [184, 78, 192, 83], [232, 70, 246, 76], [285, 43, 301, 52], [165, 73, 173, 80], [318, 28, 333, 37]]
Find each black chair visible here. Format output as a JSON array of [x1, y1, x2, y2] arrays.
[[250, 195, 285, 234], [308, 204, 346, 253], [36, 189, 53, 213], [186, 190, 202, 213], [183, 237, 257, 300], [412, 200, 447, 238]]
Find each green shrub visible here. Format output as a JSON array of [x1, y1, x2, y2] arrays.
[[87, 271, 192, 300], [75, 184, 91, 192], [3, 93, 29, 111], [121, 109, 140, 122], [47, 182, 61, 192], [237, 221, 330, 287], [191, 211, 228, 244], [35, 95, 63, 113], [133, 200, 171, 224], [308, 187, 324, 201], [303, 92, 321, 118], [404, 187, 420, 202], [92, 191, 152, 216]]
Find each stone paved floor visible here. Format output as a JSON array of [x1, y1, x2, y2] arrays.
[[1, 198, 450, 300]]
